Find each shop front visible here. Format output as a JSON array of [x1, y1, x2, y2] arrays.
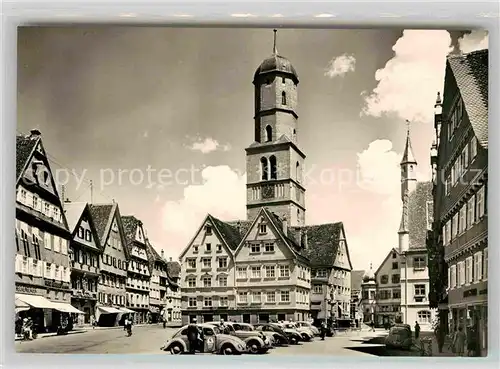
[[96, 305, 122, 327]]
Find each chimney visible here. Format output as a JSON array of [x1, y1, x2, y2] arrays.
[[29, 129, 41, 139], [161, 249, 165, 258], [303, 230, 308, 249], [282, 216, 288, 236]]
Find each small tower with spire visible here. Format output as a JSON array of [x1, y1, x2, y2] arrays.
[[398, 120, 417, 253]]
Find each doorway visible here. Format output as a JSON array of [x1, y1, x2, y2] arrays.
[[243, 314, 250, 323], [220, 314, 228, 322], [259, 314, 269, 323], [278, 314, 286, 322], [203, 314, 213, 323]]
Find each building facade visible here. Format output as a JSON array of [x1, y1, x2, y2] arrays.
[[15, 130, 79, 332], [122, 216, 151, 324], [360, 266, 377, 324], [234, 208, 311, 324], [373, 249, 402, 326], [350, 270, 364, 324], [89, 203, 134, 326], [64, 202, 102, 326], [306, 223, 352, 323], [428, 49, 488, 355]]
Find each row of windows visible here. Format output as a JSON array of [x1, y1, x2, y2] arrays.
[[99, 274, 126, 289], [249, 241, 275, 253], [377, 305, 401, 313], [126, 293, 149, 306], [448, 249, 488, 289], [188, 296, 229, 308], [239, 290, 292, 303], [377, 289, 402, 300], [259, 156, 301, 183], [186, 256, 228, 270], [186, 275, 227, 288], [315, 268, 348, 279], [192, 242, 223, 254], [76, 226, 92, 242], [126, 277, 150, 289], [98, 293, 124, 306], [14, 255, 70, 282], [102, 254, 128, 271], [237, 265, 290, 279], [71, 248, 99, 268], [16, 220, 69, 257], [16, 186, 63, 223], [442, 185, 486, 245], [444, 137, 479, 194], [380, 274, 401, 285], [71, 277, 97, 292]]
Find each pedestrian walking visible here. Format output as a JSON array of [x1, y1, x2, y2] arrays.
[[453, 326, 466, 356], [466, 324, 478, 357], [320, 320, 326, 340], [414, 321, 420, 340], [187, 318, 199, 354], [90, 315, 96, 329], [370, 320, 375, 332]]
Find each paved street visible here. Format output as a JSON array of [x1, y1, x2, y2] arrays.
[[15, 326, 410, 356]]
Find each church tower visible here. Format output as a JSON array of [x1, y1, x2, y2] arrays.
[[398, 120, 418, 253], [245, 30, 306, 225]]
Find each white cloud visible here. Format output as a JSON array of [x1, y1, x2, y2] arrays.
[[361, 30, 454, 123], [458, 30, 488, 53], [160, 166, 246, 257], [324, 54, 356, 78], [356, 139, 401, 195], [143, 130, 149, 138], [186, 137, 231, 154]]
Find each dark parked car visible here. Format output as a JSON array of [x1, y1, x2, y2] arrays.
[[254, 323, 289, 346], [385, 324, 413, 350]]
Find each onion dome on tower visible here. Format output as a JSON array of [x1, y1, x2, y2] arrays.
[[253, 29, 299, 84]]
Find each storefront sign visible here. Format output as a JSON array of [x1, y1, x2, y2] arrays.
[[16, 284, 39, 295], [463, 288, 478, 298]]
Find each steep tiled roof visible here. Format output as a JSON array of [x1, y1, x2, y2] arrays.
[[167, 260, 181, 279], [88, 204, 114, 245], [16, 135, 38, 183], [447, 49, 488, 148], [408, 182, 433, 250], [121, 215, 141, 251], [351, 270, 365, 291], [63, 202, 87, 233], [210, 216, 247, 250], [294, 222, 343, 267]]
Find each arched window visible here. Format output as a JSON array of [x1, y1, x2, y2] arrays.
[[266, 125, 272, 142], [260, 157, 269, 181], [282, 91, 287, 105], [269, 156, 277, 180], [296, 161, 300, 182]]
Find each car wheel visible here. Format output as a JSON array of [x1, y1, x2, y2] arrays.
[[220, 344, 235, 355], [170, 343, 184, 355], [302, 334, 310, 341], [247, 340, 261, 354]]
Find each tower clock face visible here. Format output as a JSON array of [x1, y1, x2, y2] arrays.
[[262, 184, 275, 199]]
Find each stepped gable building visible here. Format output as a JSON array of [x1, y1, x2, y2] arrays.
[[396, 122, 435, 330], [64, 201, 102, 326], [180, 30, 352, 325], [428, 49, 488, 355], [121, 215, 152, 324], [15, 129, 81, 332], [89, 203, 134, 326]]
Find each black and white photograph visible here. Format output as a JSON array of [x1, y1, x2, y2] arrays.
[[14, 26, 488, 357]]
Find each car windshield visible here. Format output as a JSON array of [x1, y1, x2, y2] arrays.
[[240, 325, 253, 331], [207, 326, 220, 335]]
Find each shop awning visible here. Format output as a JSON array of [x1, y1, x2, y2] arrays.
[[52, 302, 85, 314], [117, 307, 135, 314], [15, 293, 58, 309], [97, 306, 122, 314]]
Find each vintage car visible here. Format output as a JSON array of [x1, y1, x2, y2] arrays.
[[236, 322, 279, 347], [296, 321, 320, 336], [160, 323, 247, 355], [270, 323, 303, 344], [206, 322, 271, 354], [384, 324, 413, 350], [281, 322, 314, 341], [254, 323, 291, 345]]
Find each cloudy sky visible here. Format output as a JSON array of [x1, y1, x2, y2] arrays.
[[17, 27, 488, 271]]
